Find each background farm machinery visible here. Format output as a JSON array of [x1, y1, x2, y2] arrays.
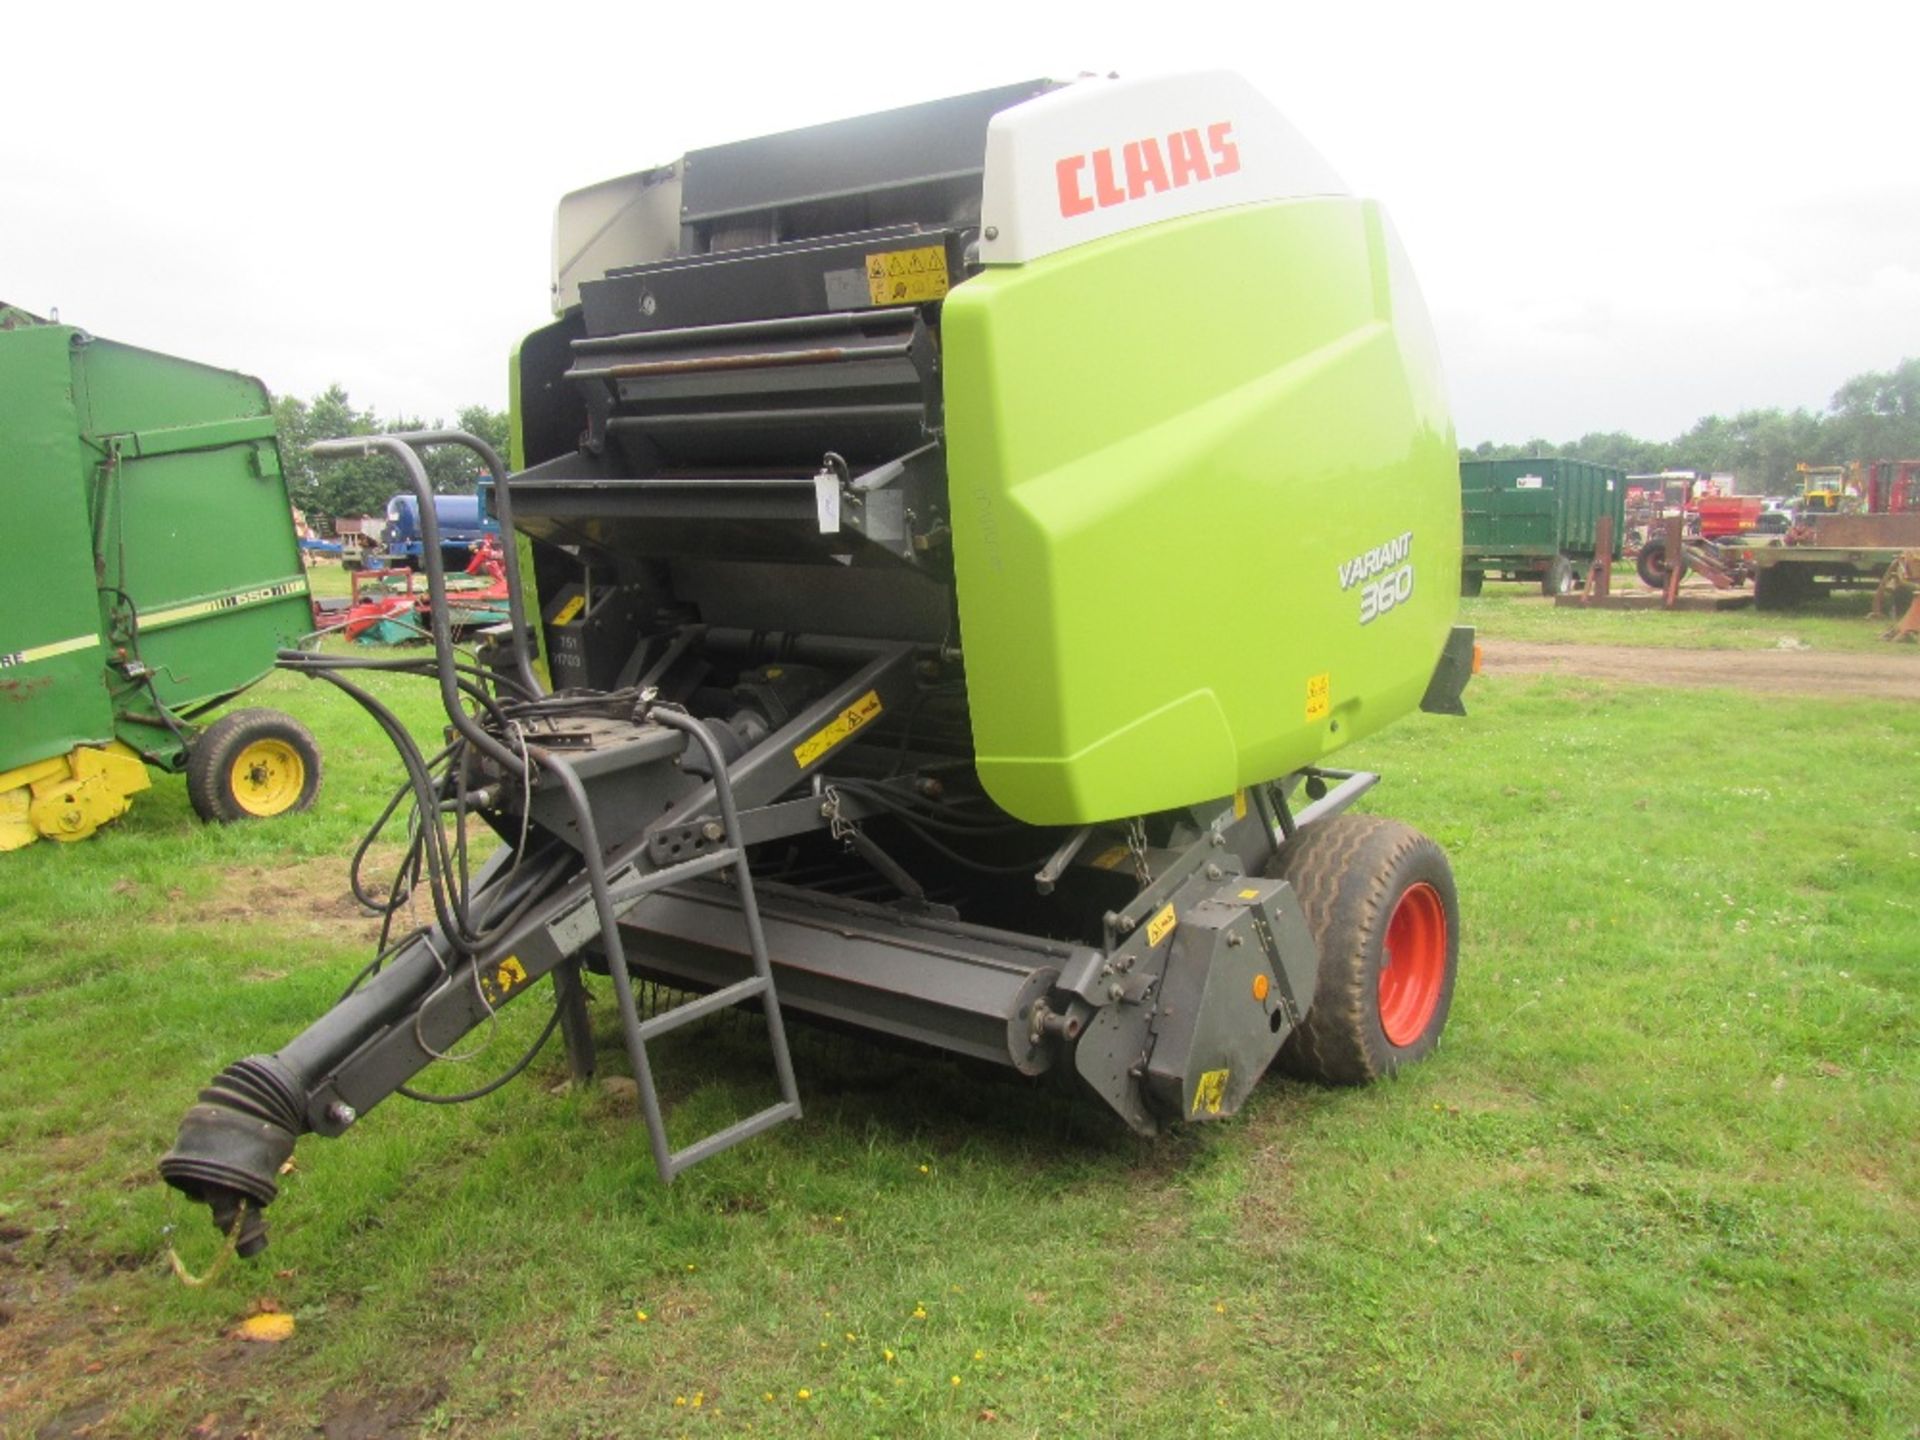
[[0, 307, 322, 848], [1459, 458, 1625, 596], [311, 534, 512, 644], [1633, 459, 1920, 616]]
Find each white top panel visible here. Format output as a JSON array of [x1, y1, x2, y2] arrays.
[[977, 71, 1347, 266], [551, 166, 683, 315]]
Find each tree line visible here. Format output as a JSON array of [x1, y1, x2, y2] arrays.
[[1462, 357, 1920, 494], [274, 385, 511, 524], [278, 354, 1919, 520]]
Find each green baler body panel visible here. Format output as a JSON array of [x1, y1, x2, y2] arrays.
[[0, 328, 116, 772], [1460, 457, 1626, 564], [944, 198, 1460, 825], [0, 324, 309, 773]]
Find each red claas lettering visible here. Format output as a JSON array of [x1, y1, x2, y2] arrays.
[[1055, 155, 1093, 217], [1122, 138, 1172, 198], [1207, 121, 1240, 175], [1055, 121, 1241, 218], [1166, 130, 1212, 186]]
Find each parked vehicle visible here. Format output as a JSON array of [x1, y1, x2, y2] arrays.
[[1460, 458, 1626, 595], [380, 492, 499, 570]]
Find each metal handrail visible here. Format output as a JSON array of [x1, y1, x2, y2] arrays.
[[308, 434, 527, 775]]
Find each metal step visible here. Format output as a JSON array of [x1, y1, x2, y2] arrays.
[[595, 706, 803, 1181]]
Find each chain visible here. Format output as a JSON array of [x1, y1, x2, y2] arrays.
[[165, 1197, 248, 1288], [1126, 816, 1152, 888]]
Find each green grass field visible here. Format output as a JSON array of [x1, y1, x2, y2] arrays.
[[305, 562, 355, 602], [2, 652, 1915, 1437], [1463, 576, 1898, 654]]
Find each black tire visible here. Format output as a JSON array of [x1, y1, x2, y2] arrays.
[[1541, 554, 1577, 596], [1460, 568, 1484, 597], [1637, 538, 1681, 590], [1753, 564, 1814, 611], [186, 708, 323, 824], [1264, 814, 1459, 1085]]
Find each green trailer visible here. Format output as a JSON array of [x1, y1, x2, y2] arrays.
[[0, 307, 322, 850], [1460, 457, 1626, 596]]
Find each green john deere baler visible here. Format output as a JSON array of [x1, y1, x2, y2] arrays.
[[163, 72, 1475, 1256], [0, 307, 322, 849]]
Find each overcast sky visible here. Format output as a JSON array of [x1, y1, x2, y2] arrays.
[[6, 2, 1915, 445]]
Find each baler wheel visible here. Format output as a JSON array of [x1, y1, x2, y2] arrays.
[[1263, 815, 1458, 1085], [187, 709, 323, 824]]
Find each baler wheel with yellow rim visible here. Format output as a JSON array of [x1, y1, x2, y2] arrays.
[[186, 708, 323, 824]]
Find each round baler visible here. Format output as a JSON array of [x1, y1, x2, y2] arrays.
[[0, 309, 322, 850], [162, 72, 1474, 1256]]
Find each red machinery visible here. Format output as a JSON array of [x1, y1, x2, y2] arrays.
[[340, 568, 420, 642], [464, 533, 507, 584], [1865, 460, 1920, 515], [1694, 495, 1762, 539]]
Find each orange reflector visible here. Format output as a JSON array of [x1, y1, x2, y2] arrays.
[[1471, 643, 1484, 674], [1252, 974, 1270, 1002]]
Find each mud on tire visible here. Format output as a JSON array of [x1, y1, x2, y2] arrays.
[[1263, 814, 1459, 1085]]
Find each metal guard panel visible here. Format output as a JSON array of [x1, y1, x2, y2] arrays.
[[943, 198, 1459, 824], [0, 326, 116, 769], [74, 337, 308, 719]]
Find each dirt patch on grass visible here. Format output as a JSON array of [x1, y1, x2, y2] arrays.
[[0, 1239, 121, 1438], [1483, 642, 1920, 700], [315, 1386, 445, 1440], [179, 855, 398, 944], [0, 1223, 447, 1440]]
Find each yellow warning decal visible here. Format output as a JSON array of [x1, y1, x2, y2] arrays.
[[552, 594, 586, 625], [1237, 887, 1261, 900], [1145, 903, 1177, 948], [793, 689, 884, 769], [866, 245, 950, 305], [1233, 789, 1247, 819], [1090, 844, 1131, 871], [1192, 1068, 1230, 1116], [1306, 671, 1331, 721], [481, 955, 530, 1006]]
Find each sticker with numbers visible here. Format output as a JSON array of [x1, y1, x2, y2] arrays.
[[1306, 672, 1330, 721]]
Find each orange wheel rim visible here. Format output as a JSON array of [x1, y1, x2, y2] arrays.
[[1378, 882, 1447, 1047]]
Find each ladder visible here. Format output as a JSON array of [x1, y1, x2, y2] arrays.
[[578, 705, 802, 1181]]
